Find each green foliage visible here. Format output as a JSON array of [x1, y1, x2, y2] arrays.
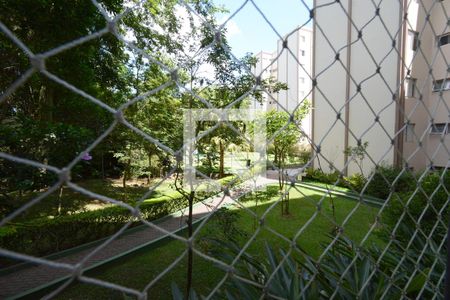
[[0, 0, 221, 193], [372, 224, 445, 298], [0, 175, 237, 259], [342, 173, 367, 192], [197, 207, 247, 255], [265, 106, 309, 166], [0, 117, 95, 194], [366, 165, 415, 199], [304, 168, 342, 186], [215, 235, 434, 299], [216, 237, 407, 299], [297, 149, 312, 165], [344, 141, 369, 174], [0, 193, 210, 259], [382, 171, 450, 243]]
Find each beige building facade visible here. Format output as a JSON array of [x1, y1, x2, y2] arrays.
[[253, 27, 313, 139], [312, 0, 450, 175]]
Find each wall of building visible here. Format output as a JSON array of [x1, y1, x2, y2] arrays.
[[403, 1, 450, 171], [313, 0, 401, 175], [253, 27, 313, 140], [251, 51, 276, 111]]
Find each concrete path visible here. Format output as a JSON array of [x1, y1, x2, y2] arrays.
[[0, 177, 276, 299]]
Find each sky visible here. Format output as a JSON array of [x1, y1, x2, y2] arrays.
[[213, 0, 313, 58]]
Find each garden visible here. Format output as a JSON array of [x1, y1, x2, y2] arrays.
[[55, 185, 382, 299], [0, 0, 448, 298]]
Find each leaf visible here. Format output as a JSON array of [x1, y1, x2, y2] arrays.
[[406, 270, 428, 294], [171, 282, 184, 300]]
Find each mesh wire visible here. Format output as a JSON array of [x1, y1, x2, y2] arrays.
[[0, 0, 449, 299]]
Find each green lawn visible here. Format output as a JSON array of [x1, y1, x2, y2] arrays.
[[56, 185, 382, 299], [2, 178, 180, 221], [301, 180, 352, 193]]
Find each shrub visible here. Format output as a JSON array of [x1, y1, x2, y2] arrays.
[[366, 165, 415, 200], [197, 207, 247, 254], [213, 237, 425, 299], [0, 175, 238, 259], [382, 171, 450, 243], [304, 168, 343, 186], [343, 173, 367, 192], [0, 196, 186, 258]]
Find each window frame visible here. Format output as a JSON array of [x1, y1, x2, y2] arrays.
[[408, 30, 419, 51], [430, 123, 448, 135], [438, 33, 450, 47], [405, 123, 416, 142], [432, 78, 450, 92], [405, 77, 417, 98]]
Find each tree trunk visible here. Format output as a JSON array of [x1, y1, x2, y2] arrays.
[[282, 154, 289, 215], [219, 141, 225, 178], [101, 151, 105, 179], [186, 190, 195, 297], [123, 159, 130, 188], [277, 152, 284, 215], [57, 186, 64, 216], [39, 85, 54, 122], [147, 152, 152, 184]]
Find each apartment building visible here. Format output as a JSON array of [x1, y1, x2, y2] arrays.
[[251, 51, 277, 111], [252, 26, 313, 139], [402, 0, 450, 172], [312, 0, 450, 175]]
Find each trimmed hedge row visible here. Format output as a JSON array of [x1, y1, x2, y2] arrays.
[[0, 176, 238, 260], [304, 166, 415, 197], [304, 166, 449, 244], [304, 168, 367, 193]]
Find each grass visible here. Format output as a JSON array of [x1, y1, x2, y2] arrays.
[[55, 185, 382, 299], [2, 178, 180, 221], [301, 180, 353, 193]]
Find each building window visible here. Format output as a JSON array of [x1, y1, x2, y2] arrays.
[[300, 77, 305, 84], [405, 77, 416, 97], [301, 50, 305, 56], [430, 123, 448, 134], [301, 35, 305, 42], [408, 30, 419, 51], [430, 165, 446, 173], [405, 123, 415, 142], [438, 33, 450, 46], [433, 78, 450, 92]]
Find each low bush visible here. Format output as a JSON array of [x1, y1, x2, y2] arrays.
[[213, 237, 429, 299], [366, 165, 415, 200], [304, 168, 343, 185], [342, 173, 367, 192], [0, 176, 238, 260], [197, 207, 247, 255], [382, 171, 450, 243], [1, 195, 187, 259], [305, 165, 417, 199]]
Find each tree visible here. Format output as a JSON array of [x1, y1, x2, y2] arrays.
[[264, 103, 310, 215], [194, 53, 288, 178], [0, 0, 129, 195], [344, 141, 369, 175]]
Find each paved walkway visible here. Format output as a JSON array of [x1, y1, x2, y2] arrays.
[[0, 177, 276, 299]]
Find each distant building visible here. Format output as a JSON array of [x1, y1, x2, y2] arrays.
[[251, 51, 277, 111], [252, 26, 313, 139], [312, 0, 450, 175]]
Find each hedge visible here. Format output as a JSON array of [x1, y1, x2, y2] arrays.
[[0, 176, 239, 260]]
